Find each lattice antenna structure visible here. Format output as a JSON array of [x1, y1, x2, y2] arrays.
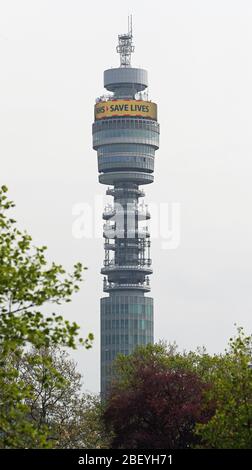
[[116, 15, 134, 67]]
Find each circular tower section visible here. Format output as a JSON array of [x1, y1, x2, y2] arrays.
[[93, 67, 159, 185]]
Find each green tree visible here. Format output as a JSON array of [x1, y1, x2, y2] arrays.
[[196, 327, 252, 449], [0, 355, 49, 448], [10, 347, 110, 448], [113, 341, 216, 390], [112, 328, 252, 449], [0, 185, 93, 447]]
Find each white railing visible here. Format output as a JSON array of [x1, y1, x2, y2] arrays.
[[95, 94, 114, 103], [103, 281, 151, 291], [102, 263, 152, 270]]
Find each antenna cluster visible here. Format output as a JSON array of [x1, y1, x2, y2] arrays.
[[116, 15, 134, 67]]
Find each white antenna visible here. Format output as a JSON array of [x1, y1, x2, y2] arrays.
[[116, 15, 134, 67], [128, 14, 132, 37]]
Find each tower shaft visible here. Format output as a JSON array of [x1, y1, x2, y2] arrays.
[[92, 23, 159, 396]]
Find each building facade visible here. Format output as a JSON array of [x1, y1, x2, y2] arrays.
[[92, 20, 160, 396]]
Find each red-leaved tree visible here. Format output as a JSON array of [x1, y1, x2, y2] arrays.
[[103, 365, 215, 449]]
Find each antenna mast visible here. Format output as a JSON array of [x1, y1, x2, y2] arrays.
[[116, 15, 134, 67]]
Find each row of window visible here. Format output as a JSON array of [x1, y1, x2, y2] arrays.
[[93, 118, 159, 133], [102, 342, 153, 361], [98, 152, 155, 160], [102, 334, 153, 347], [98, 156, 154, 172], [102, 319, 153, 330], [101, 303, 153, 316], [93, 129, 159, 139], [98, 155, 154, 164], [98, 143, 155, 155], [101, 295, 153, 305], [102, 351, 129, 362], [93, 129, 160, 148]]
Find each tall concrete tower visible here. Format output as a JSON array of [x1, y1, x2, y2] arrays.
[[92, 18, 160, 396]]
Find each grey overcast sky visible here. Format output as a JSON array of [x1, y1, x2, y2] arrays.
[[1, 0, 252, 393]]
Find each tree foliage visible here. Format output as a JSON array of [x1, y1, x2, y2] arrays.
[[107, 328, 252, 449], [196, 327, 252, 448], [104, 363, 214, 449], [0, 185, 93, 447], [0, 185, 93, 351], [9, 347, 109, 449]]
